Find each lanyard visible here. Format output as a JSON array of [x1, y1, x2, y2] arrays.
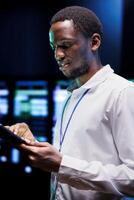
[[59, 88, 90, 151]]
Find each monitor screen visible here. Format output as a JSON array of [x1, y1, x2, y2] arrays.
[[0, 81, 10, 168], [13, 80, 49, 142], [52, 80, 70, 124], [0, 81, 9, 119], [0, 79, 71, 174]]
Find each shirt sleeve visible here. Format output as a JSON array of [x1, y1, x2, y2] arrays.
[[58, 86, 134, 197]]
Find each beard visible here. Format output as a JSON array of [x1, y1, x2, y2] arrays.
[[65, 63, 90, 79]]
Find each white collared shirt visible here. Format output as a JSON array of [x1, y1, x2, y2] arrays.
[[52, 65, 134, 200]]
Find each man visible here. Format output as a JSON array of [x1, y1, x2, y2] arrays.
[[8, 6, 134, 200]]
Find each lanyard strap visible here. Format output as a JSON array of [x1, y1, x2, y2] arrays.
[[59, 88, 90, 151]]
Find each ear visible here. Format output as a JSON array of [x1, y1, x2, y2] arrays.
[[90, 33, 101, 51]]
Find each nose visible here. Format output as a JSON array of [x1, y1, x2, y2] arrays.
[[55, 47, 65, 61]]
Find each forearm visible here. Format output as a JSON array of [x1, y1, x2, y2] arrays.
[[58, 155, 134, 196]]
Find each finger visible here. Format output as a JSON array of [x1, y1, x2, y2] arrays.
[[8, 124, 19, 134], [4, 125, 18, 134], [4, 125, 10, 129], [10, 123, 27, 136], [32, 141, 51, 147]]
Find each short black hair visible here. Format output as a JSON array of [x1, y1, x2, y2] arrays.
[[50, 6, 103, 38]]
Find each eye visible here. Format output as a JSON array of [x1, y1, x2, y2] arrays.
[[50, 40, 74, 51], [61, 42, 73, 49]]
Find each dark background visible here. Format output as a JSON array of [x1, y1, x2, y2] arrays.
[[0, 0, 134, 199], [1, 0, 133, 80]]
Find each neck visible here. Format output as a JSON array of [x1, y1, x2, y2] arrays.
[[76, 64, 103, 87]]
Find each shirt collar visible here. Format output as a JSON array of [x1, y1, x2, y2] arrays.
[[67, 65, 114, 93]]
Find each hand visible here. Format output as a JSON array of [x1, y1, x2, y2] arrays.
[[20, 141, 62, 172], [5, 123, 36, 142]]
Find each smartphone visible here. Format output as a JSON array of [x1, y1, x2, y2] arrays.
[[0, 124, 26, 145]]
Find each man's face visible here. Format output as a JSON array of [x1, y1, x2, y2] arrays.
[[49, 20, 93, 79]]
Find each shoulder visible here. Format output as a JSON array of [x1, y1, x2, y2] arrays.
[[107, 73, 134, 91]]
